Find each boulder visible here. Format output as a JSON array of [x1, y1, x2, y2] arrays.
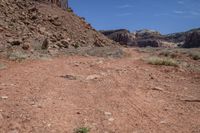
[[41, 38, 49, 49], [22, 43, 30, 50], [7, 39, 22, 46], [55, 42, 64, 48], [94, 39, 104, 47], [61, 40, 70, 48]]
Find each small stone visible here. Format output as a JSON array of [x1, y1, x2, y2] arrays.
[[79, 39, 86, 44], [0, 113, 3, 120], [160, 120, 167, 124], [108, 118, 114, 122], [5, 33, 12, 37], [60, 40, 70, 48], [8, 39, 22, 46], [151, 87, 164, 91], [1, 96, 8, 99], [76, 112, 81, 115], [51, 20, 62, 26], [52, 45, 60, 49], [0, 27, 3, 32], [97, 60, 103, 64], [33, 104, 42, 109], [86, 75, 100, 80], [42, 38, 49, 49], [39, 27, 46, 34], [55, 42, 64, 48], [104, 112, 112, 115], [47, 123, 51, 127], [31, 13, 37, 20], [48, 49, 58, 55], [22, 43, 30, 50], [28, 6, 38, 12], [60, 75, 77, 80], [74, 63, 79, 67]]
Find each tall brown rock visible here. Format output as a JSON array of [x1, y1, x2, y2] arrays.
[[182, 31, 200, 48]]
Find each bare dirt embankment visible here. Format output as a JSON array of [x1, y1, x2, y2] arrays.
[[0, 48, 200, 133]]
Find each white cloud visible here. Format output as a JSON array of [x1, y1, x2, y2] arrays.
[[190, 11, 200, 16], [154, 13, 171, 17], [173, 10, 185, 14], [177, 0, 185, 4], [117, 4, 133, 9], [116, 12, 132, 17]]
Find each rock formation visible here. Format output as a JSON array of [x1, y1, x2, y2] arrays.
[[0, 0, 116, 58], [182, 31, 200, 48]]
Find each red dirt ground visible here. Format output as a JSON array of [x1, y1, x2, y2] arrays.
[[0, 49, 200, 133]]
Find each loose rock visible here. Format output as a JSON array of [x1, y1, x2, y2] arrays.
[[1, 96, 8, 99], [104, 112, 112, 115], [22, 43, 30, 50], [8, 39, 22, 46], [108, 118, 115, 122], [42, 38, 49, 49], [86, 74, 100, 80]]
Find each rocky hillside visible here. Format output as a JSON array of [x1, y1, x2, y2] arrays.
[[101, 28, 200, 48], [165, 28, 200, 43], [0, 0, 116, 58]]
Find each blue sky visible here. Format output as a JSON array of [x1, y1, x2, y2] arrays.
[[70, 0, 200, 34]]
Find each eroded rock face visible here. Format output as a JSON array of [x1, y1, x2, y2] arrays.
[[101, 29, 163, 47], [137, 39, 161, 47], [182, 31, 200, 48], [101, 28, 200, 48], [136, 29, 162, 39], [100, 29, 136, 46]]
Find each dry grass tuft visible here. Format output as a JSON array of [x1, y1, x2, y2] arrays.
[[146, 56, 178, 67], [0, 63, 6, 70]]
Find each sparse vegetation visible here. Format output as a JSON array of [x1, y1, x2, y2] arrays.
[[63, 47, 126, 58], [74, 127, 90, 133], [146, 56, 178, 67], [189, 52, 200, 60], [136, 47, 161, 53], [159, 50, 178, 58], [67, 7, 73, 12], [8, 51, 28, 61], [0, 63, 6, 70]]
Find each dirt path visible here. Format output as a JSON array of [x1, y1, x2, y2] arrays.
[[0, 49, 200, 133]]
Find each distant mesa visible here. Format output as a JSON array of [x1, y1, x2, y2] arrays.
[[101, 28, 200, 48]]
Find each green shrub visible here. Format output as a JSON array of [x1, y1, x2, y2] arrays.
[[74, 127, 90, 133], [146, 56, 178, 67], [67, 7, 73, 12]]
